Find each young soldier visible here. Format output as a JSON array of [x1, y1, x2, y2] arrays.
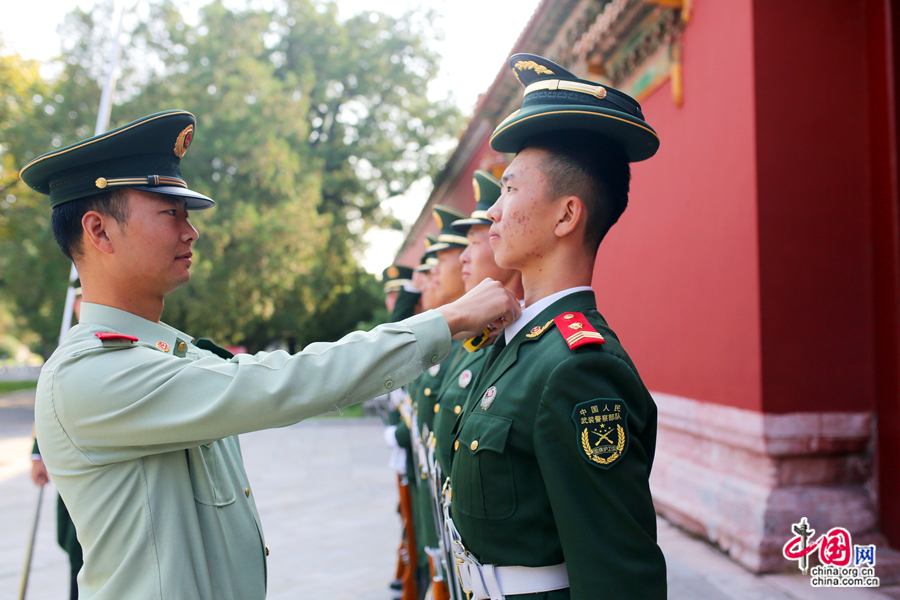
[[409, 206, 470, 599], [20, 110, 520, 600], [426, 171, 525, 600], [447, 55, 667, 599], [432, 171, 523, 475]]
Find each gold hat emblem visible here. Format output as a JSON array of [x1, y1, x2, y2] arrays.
[[387, 266, 399, 279], [473, 178, 481, 202], [174, 125, 194, 158], [514, 60, 554, 76], [433, 211, 443, 229]]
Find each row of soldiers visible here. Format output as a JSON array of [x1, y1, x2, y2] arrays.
[[376, 53, 668, 600], [381, 171, 522, 600]]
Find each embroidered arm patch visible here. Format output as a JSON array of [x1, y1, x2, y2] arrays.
[[572, 399, 628, 469]]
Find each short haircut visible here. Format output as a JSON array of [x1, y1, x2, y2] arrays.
[[519, 132, 631, 252], [51, 188, 130, 261]]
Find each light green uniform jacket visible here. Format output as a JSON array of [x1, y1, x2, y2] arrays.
[[35, 303, 451, 600]]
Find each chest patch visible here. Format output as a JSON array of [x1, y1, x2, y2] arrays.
[[573, 399, 628, 469]]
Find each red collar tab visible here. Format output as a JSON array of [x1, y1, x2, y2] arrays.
[[95, 332, 139, 343], [553, 312, 605, 350]]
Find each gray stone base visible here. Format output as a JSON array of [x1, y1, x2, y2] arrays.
[[648, 392, 894, 579]]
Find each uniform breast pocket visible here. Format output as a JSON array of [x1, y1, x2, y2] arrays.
[[187, 442, 237, 507], [454, 412, 515, 520]]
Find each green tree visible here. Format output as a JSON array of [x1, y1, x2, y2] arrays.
[[0, 0, 458, 354]]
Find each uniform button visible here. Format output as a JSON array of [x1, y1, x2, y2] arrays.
[[431, 355, 439, 364], [424, 388, 431, 396], [245, 487, 250, 497], [433, 404, 440, 413], [421, 472, 428, 480], [454, 440, 459, 451], [265, 546, 270, 556], [454, 405, 461, 414], [177, 342, 186, 352], [470, 440, 479, 451], [385, 380, 394, 389]]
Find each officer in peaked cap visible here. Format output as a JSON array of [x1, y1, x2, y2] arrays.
[[446, 54, 667, 600], [21, 110, 521, 599], [382, 264, 414, 315]]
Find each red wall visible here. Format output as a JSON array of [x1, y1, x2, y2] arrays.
[[594, 0, 764, 411], [752, 0, 875, 413]]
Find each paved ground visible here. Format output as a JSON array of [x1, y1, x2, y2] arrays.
[[1, 388, 896, 600]]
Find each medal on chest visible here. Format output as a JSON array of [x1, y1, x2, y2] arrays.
[[459, 369, 472, 389], [428, 363, 441, 377], [480, 386, 497, 410]]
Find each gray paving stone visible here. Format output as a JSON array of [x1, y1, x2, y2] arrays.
[[1, 390, 896, 599]]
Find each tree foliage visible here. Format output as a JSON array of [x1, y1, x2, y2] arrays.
[[0, 0, 458, 355]]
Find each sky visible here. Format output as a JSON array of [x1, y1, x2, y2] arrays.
[[0, 0, 540, 274]]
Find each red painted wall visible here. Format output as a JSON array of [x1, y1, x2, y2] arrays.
[[752, 0, 875, 413], [594, 0, 764, 411]]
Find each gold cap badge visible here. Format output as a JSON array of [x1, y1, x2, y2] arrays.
[[174, 125, 194, 158]]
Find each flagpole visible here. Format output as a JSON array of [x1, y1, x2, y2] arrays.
[[57, 2, 126, 345]]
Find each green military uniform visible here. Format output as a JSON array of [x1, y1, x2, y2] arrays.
[[21, 111, 454, 600], [449, 291, 665, 599], [445, 55, 665, 599], [35, 303, 449, 600], [432, 170, 503, 476], [32, 438, 83, 599]]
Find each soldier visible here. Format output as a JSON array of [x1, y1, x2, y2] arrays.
[[425, 171, 525, 600], [408, 206, 471, 599], [30, 281, 84, 600], [432, 171, 523, 475], [446, 55, 667, 599], [20, 110, 521, 599], [382, 264, 414, 315]]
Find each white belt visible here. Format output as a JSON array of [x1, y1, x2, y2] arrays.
[[445, 509, 568, 599]]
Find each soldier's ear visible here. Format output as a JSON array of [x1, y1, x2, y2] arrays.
[[554, 195, 585, 239], [82, 211, 116, 255]]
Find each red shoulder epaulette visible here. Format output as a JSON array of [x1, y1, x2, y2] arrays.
[[553, 312, 605, 350], [95, 332, 138, 343]]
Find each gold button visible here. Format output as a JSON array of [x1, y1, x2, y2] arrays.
[[421, 472, 428, 480], [454, 405, 461, 414], [564, 313, 575, 319], [454, 440, 459, 451], [177, 342, 186, 352], [424, 388, 432, 396], [95, 177, 108, 189], [434, 404, 440, 413], [245, 487, 250, 497], [265, 546, 270, 556], [470, 440, 479, 451]]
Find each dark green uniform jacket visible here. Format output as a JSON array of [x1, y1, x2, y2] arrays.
[[432, 346, 485, 476], [449, 291, 666, 599]]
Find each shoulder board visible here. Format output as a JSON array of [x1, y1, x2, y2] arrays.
[[95, 332, 138, 345], [553, 312, 605, 350]]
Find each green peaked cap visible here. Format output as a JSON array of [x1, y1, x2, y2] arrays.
[[415, 234, 440, 271], [490, 54, 659, 162], [382, 265, 413, 292], [452, 170, 502, 234], [429, 205, 469, 252], [20, 110, 214, 209]]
